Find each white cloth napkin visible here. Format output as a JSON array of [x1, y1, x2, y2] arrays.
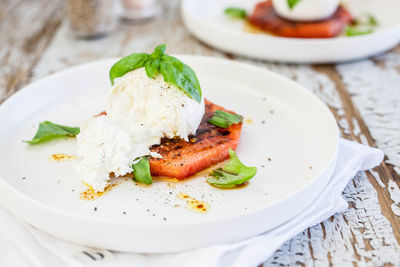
[[0, 139, 383, 267]]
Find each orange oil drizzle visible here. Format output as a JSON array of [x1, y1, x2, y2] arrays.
[[80, 182, 120, 201], [244, 118, 254, 124], [49, 153, 76, 162], [177, 193, 210, 214]]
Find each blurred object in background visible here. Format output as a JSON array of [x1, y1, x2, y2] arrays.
[[119, 0, 161, 22], [67, 0, 115, 39]]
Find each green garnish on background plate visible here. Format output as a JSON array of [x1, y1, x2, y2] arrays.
[[109, 44, 202, 103], [346, 14, 378, 37], [287, 0, 301, 9], [224, 7, 247, 19], [25, 121, 80, 145], [367, 15, 378, 27], [344, 27, 373, 37], [207, 149, 257, 188]]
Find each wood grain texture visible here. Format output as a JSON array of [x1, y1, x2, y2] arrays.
[[315, 64, 400, 243], [0, 0, 64, 104], [2, 0, 400, 265]]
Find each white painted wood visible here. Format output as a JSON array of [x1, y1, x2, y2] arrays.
[[0, 0, 63, 103], [336, 54, 400, 177], [336, 53, 400, 227]]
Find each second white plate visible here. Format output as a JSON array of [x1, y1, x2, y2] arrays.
[[0, 56, 338, 253], [182, 0, 400, 63]]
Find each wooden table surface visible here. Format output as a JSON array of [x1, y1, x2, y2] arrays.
[[2, 0, 400, 265]]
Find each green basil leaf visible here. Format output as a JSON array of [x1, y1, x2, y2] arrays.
[[224, 7, 247, 19], [145, 59, 161, 79], [109, 53, 150, 85], [132, 156, 153, 185], [208, 169, 249, 188], [25, 121, 80, 145], [345, 26, 373, 37], [287, 0, 300, 9], [368, 15, 378, 26], [151, 44, 166, 59], [159, 54, 202, 103], [207, 148, 257, 188], [223, 148, 247, 174], [345, 14, 377, 37], [208, 110, 243, 128]]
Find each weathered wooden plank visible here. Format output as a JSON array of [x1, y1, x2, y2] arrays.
[[336, 47, 400, 226], [315, 64, 400, 244], [0, 0, 23, 22], [0, 0, 64, 104]]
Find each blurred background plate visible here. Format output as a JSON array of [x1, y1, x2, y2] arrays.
[[182, 0, 400, 63], [0, 56, 338, 253]]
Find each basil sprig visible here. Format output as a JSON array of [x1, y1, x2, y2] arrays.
[[368, 15, 378, 26], [132, 156, 153, 185], [345, 14, 378, 37], [208, 110, 243, 128], [109, 44, 202, 103], [287, 0, 300, 9], [345, 27, 373, 37], [25, 121, 80, 145], [207, 149, 257, 188], [224, 7, 247, 19]]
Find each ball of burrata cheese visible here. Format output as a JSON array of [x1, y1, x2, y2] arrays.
[[75, 68, 205, 192], [106, 68, 204, 141]]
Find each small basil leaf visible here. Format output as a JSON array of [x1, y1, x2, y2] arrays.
[[132, 156, 153, 185], [159, 54, 202, 103], [207, 148, 257, 188], [208, 116, 230, 128], [208, 170, 248, 188], [368, 15, 378, 26], [223, 148, 247, 173], [287, 0, 300, 9], [345, 26, 373, 37], [151, 44, 166, 59], [345, 14, 377, 37], [145, 59, 161, 79], [224, 7, 247, 19], [208, 110, 243, 128], [109, 53, 150, 85], [25, 121, 80, 145]]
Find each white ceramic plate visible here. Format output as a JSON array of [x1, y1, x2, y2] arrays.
[[182, 0, 400, 63], [0, 56, 338, 253]]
